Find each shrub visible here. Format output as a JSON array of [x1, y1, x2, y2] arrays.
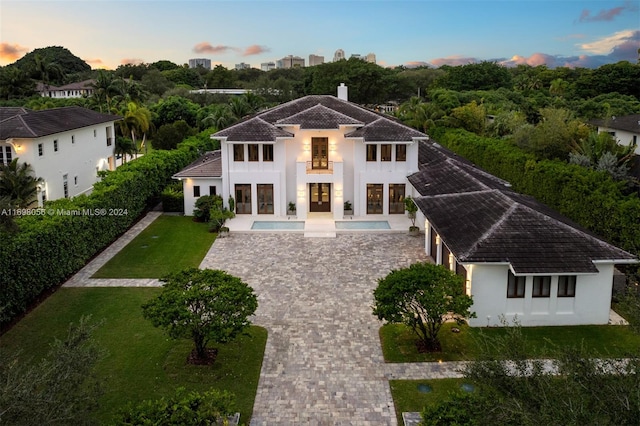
[[160, 181, 184, 212]]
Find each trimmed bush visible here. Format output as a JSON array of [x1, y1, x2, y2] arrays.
[[161, 182, 184, 213], [0, 130, 215, 326]]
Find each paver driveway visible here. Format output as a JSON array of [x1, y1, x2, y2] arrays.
[[200, 233, 429, 425]]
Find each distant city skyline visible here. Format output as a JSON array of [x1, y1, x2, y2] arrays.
[[1, 1, 639, 70]]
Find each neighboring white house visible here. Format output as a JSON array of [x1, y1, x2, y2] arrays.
[[590, 114, 640, 155], [408, 141, 637, 327], [0, 106, 120, 204], [36, 79, 95, 99]]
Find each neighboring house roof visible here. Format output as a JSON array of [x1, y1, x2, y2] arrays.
[[36, 79, 95, 93], [589, 114, 640, 134], [0, 106, 121, 139], [409, 141, 637, 274], [212, 95, 426, 143], [173, 151, 222, 178]]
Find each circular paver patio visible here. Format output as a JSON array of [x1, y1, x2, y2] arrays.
[[200, 233, 429, 425]]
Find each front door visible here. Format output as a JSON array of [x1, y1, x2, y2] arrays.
[[309, 183, 331, 212]]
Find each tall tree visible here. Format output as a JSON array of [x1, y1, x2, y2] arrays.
[[0, 159, 42, 208], [119, 102, 152, 153]]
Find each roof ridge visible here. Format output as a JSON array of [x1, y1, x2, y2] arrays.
[[459, 194, 517, 259]]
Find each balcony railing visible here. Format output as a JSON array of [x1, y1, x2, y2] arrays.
[[306, 161, 333, 174]]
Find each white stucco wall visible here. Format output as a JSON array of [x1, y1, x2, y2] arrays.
[[598, 126, 640, 155], [467, 263, 615, 327], [182, 177, 223, 216], [3, 122, 116, 204]]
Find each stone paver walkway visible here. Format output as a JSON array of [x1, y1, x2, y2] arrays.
[[201, 233, 430, 425]]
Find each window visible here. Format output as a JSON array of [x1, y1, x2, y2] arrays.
[[507, 271, 526, 298], [532, 276, 551, 297], [209, 186, 217, 196], [233, 144, 244, 161], [71, 135, 75, 144], [106, 126, 113, 146], [257, 184, 274, 214], [366, 145, 377, 161], [558, 275, 576, 297], [63, 174, 68, 198], [389, 184, 405, 214], [396, 144, 407, 162], [263, 144, 274, 162], [74, 176, 78, 186], [311, 138, 328, 169], [381, 144, 392, 161], [38, 143, 43, 157], [193, 186, 200, 197], [54, 140, 58, 152], [0, 146, 11, 165], [94, 129, 97, 137], [366, 184, 383, 214], [248, 144, 259, 161]]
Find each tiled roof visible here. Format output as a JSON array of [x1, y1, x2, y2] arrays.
[[409, 141, 637, 274], [276, 104, 363, 129], [0, 107, 28, 122], [173, 151, 222, 178], [213, 117, 293, 142], [212, 94, 426, 143], [0, 106, 121, 139], [589, 114, 640, 134]]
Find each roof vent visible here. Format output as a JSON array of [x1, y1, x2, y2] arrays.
[[337, 83, 348, 101]]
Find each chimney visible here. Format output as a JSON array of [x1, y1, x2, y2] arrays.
[[337, 83, 348, 101]]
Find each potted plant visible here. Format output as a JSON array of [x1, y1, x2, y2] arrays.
[[404, 196, 420, 235], [228, 196, 235, 213], [288, 201, 296, 216], [343, 200, 353, 216], [218, 226, 230, 238]]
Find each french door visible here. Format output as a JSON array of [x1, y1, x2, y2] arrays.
[[309, 183, 331, 212]]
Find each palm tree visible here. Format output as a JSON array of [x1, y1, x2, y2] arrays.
[[33, 54, 64, 94], [119, 102, 152, 155], [0, 159, 43, 208], [90, 70, 118, 113], [113, 137, 136, 165]]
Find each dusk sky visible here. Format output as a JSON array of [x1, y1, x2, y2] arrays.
[[1, 0, 639, 70]]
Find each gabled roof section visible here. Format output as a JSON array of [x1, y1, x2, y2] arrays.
[[345, 117, 428, 142], [410, 141, 637, 274], [589, 114, 640, 134], [0, 106, 120, 139], [276, 104, 363, 129], [0, 107, 29, 122], [173, 150, 222, 178], [211, 94, 427, 143], [212, 117, 293, 142]]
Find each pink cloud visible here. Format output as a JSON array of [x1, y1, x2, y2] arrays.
[[193, 42, 233, 54], [404, 61, 430, 68], [0, 42, 29, 62], [430, 56, 478, 67], [578, 2, 637, 22], [242, 45, 269, 56]]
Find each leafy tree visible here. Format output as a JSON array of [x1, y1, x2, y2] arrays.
[[113, 387, 236, 426], [205, 65, 236, 88], [140, 68, 175, 97], [373, 262, 475, 352], [33, 53, 64, 91], [14, 46, 90, 82], [161, 66, 203, 88], [141, 268, 258, 361], [148, 60, 180, 72], [0, 159, 42, 208], [151, 120, 194, 150], [151, 95, 199, 128], [450, 101, 486, 135], [434, 61, 513, 91], [0, 66, 36, 99], [0, 316, 105, 425]]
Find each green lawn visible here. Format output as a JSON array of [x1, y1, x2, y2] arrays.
[[92, 215, 216, 278], [380, 322, 640, 362], [0, 288, 266, 424], [389, 378, 467, 425]]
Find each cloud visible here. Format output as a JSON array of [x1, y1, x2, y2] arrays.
[[404, 61, 431, 68], [193, 42, 234, 55], [580, 29, 638, 54], [242, 45, 269, 56], [121, 58, 145, 65], [578, 2, 637, 23], [0, 42, 29, 62], [430, 55, 479, 67], [499, 53, 561, 67]]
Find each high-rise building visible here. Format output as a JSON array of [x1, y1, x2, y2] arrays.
[[333, 49, 345, 62], [366, 53, 377, 64], [235, 62, 251, 70], [276, 55, 305, 69], [309, 54, 324, 66], [261, 62, 276, 71], [188, 58, 211, 69], [350, 53, 362, 60]]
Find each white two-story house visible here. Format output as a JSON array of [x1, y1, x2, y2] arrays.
[[177, 84, 427, 219], [0, 106, 120, 204]]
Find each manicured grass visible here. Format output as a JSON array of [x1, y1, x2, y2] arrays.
[[92, 215, 216, 278], [389, 378, 467, 425], [380, 322, 640, 362], [0, 288, 266, 424]]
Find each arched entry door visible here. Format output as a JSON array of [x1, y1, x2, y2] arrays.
[[309, 183, 331, 212]]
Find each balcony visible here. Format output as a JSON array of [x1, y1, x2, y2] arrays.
[[306, 161, 333, 174]]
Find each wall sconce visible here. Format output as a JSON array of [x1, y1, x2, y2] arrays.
[[303, 141, 311, 152], [465, 280, 471, 295], [335, 189, 342, 197], [297, 190, 305, 198]]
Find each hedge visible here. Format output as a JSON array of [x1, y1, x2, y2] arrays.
[[0, 130, 214, 326], [438, 128, 640, 260]]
